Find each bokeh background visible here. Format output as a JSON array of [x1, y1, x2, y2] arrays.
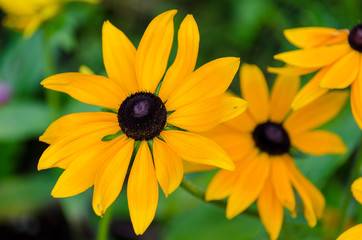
[[0, 0, 361, 239]]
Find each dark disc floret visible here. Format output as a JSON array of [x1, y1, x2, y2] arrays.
[[348, 24, 362, 52], [117, 92, 167, 141], [252, 121, 290, 155]]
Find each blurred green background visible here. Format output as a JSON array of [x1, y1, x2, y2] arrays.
[[0, 0, 361, 239]]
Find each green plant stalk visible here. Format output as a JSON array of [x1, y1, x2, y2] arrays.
[[338, 137, 362, 233], [97, 205, 114, 240], [180, 178, 258, 217]]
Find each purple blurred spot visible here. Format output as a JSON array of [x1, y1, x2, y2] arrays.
[[0, 80, 12, 105]]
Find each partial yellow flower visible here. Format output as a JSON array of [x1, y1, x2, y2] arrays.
[[0, 0, 99, 37], [38, 10, 246, 235], [197, 64, 347, 240], [269, 25, 362, 129], [337, 177, 362, 240]]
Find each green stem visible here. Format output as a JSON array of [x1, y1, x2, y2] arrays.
[[180, 178, 258, 216], [338, 137, 362, 233], [97, 205, 114, 240]]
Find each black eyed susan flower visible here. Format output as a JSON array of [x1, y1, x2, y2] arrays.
[[38, 10, 247, 235], [0, 0, 99, 37], [269, 25, 362, 129], [337, 177, 362, 240], [195, 64, 347, 240]]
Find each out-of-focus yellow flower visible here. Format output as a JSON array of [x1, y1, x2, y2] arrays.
[[38, 10, 246, 235], [269, 25, 362, 129], [0, 0, 99, 37], [337, 177, 362, 240], [187, 64, 348, 240]]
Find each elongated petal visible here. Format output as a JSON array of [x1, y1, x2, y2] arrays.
[[267, 65, 318, 76], [168, 94, 247, 132], [153, 138, 183, 197], [102, 21, 138, 94], [41, 73, 125, 109], [92, 136, 134, 216], [257, 179, 284, 240], [291, 67, 330, 110], [159, 14, 199, 100], [161, 130, 235, 171], [285, 90, 348, 134], [284, 155, 325, 227], [319, 51, 360, 89], [40, 112, 117, 144], [351, 177, 362, 204], [127, 142, 159, 235], [351, 72, 362, 129], [284, 27, 348, 48], [337, 224, 362, 240], [182, 161, 216, 173], [274, 44, 351, 68], [51, 141, 118, 198], [270, 74, 300, 122], [271, 156, 295, 213], [165, 57, 240, 110], [226, 153, 270, 219], [38, 122, 119, 170], [224, 110, 257, 133], [292, 130, 346, 155], [240, 64, 269, 123], [136, 10, 176, 92], [206, 169, 239, 201]]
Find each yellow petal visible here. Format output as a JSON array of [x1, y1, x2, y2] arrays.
[[284, 155, 325, 227], [161, 130, 235, 171], [292, 130, 347, 155], [136, 10, 176, 92], [38, 122, 119, 170], [285, 90, 349, 134], [337, 224, 362, 240], [159, 14, 199, 100], [223, 110, 257, 133], [127, 141, 159, 235], [271, 156, 295, 212], [257, 179, 284, 240], [351, 73, 362, 129], [40, 112, 117, 144], [205, 169, 238, 201], [51, 141, 118, 198], [102, 21, 138, 94], [267, 65, 318, 76], [319, 51, 360, 89], [92, 136, 134, 216], [165, 57, 240, 110], [167, 94, 247, 132], [351, 177, 362, 204], [284, 27, 348, 49], [291, 67, 330, 110], [270, 74, 300, 122], [240, 63, 269, 123], [182, 161, 216, 173], [41, 73, 126, 109], [226, 153, 271, 219], [153, 138, 183, 197], [274, 44, 351, 68]]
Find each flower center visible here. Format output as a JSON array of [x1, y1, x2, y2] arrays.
[[252, 121, 290, 155], [117, 92, 167, 141], [348, 24, 362, 52]]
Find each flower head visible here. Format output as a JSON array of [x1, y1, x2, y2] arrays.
[[0, 0, 99, 37], [199, 64, 347, 240], [269, 25, 362, 129], [337, 177, 362, 240], [38, 10, 246, 235]]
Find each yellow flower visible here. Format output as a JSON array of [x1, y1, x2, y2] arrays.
[[337, 177, 362, 240], [269, 25, 362, 129], [0, 0, 99, 37], [38, 10, 246, 235], [199, 64, 347, 240]]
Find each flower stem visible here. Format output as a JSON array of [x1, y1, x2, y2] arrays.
[[97, 205, 113, 240], [338, 137, 362, 233], [180, 178, 258, 216]]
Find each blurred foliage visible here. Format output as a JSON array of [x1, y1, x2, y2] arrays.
[[0, 0, 361, 239]]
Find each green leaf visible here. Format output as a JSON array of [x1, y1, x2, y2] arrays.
[[101, 130, 123, 141], [100, 108, 118, 114]]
